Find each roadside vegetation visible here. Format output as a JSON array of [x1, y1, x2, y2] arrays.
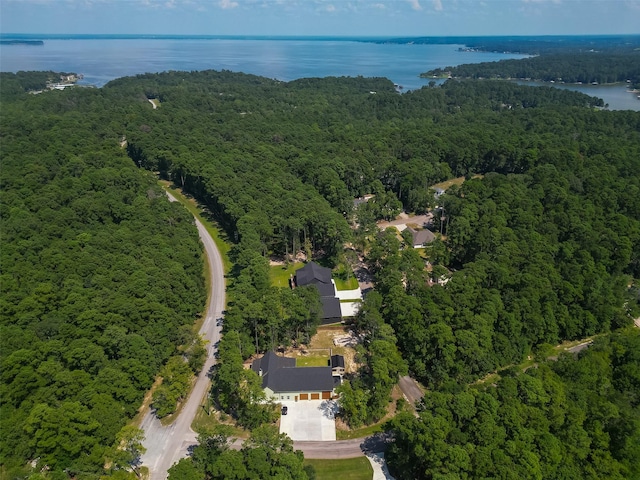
[[159, 181, 232, 274], [168, 426, 313, 480], [191, 406, 248, 439]]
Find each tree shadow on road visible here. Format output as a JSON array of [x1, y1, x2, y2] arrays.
[[361, 432, 393, 454]]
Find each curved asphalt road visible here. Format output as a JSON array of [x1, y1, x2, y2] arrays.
[[140, 191, 388, 479], [140, 192, 225, 480]]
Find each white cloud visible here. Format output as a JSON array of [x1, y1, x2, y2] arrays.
[[219, 0, 239, 8], [432, 0, 442, 10], [408, 0, 422, 10]]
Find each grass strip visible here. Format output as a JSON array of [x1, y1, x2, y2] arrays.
[[304, 457, 373, 480], [296, 356, 330, 367], [336, 422, 384, 440]]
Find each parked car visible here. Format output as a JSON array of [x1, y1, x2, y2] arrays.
[[281, 406, 288, 415]]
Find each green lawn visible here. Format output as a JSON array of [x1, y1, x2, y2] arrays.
[[270, 260, 360, 291], [304, 457, 373, 480], [334, 275, 359, 291], [336, 422, 384, 440], [296, 356, 330, 367], [270, 262, 304, 288]]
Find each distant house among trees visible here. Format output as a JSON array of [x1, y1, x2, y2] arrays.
[[294, 262, 342, 324], [251, 351, 343, 401], [407, 227, 436, 248], [353, 194, 374, 208]]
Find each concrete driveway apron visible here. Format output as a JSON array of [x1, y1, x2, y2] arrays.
[[279, 400, 337, 441]]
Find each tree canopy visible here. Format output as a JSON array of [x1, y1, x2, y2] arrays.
[[2, 64, 639, 479], [386, 330, 640, 479], [1, 73, 206, 477]]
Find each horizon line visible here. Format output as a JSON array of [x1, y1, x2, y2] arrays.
[[3, 33, 640, 39]]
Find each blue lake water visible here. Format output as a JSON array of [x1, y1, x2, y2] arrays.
[[1, 37, 639, 110], [516, 81, 640, 111]]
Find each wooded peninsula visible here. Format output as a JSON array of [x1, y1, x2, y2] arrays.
[[418, 35, 640, 88], [1, 58, 639, 480]]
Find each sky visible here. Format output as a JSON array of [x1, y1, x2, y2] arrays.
[[1, 0, 639, 37]]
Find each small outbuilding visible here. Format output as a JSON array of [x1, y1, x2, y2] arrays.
[[330, 355, 345, 377]]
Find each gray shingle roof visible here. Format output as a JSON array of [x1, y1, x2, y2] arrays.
[[331, 355, 345, 369], [296, 262, 333, 288], [251, 350, 295, 378], [409, 227, 436, 246], [267, 366, 334, 393], [251, 351, 334, 393], [321, 296, 342, 320]]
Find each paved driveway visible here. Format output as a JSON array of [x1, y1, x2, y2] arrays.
[[340, 301, 362, 318], [279, 400, 337, 441]]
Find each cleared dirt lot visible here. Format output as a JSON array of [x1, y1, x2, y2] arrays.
[[284, 326, 359, 374]]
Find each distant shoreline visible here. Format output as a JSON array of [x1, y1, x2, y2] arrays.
[[2, 34, 638, 57], [2, 33, 639, 42], [0, 40, 43, 46]]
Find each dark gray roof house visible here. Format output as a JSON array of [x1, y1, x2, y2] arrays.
[[295, 262, 340, 324], [296, 262, 334, 290], [251, 351, 335, 401], [321, 297, 342, 324]]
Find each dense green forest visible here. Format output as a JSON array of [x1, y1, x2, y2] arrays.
[[423, 52, 640, 86], [386, 330, 640, 479], [0, 75, 206, 477], [0, 71, 71, 94], [416, 35, 640, 88], [2, 65, 639, 479]]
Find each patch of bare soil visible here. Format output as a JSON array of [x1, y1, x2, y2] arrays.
[[269, 252, 308, 266], [280, 326, 360, 374], [377, 212, 431, 231], [353, 252, 374, 291]]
